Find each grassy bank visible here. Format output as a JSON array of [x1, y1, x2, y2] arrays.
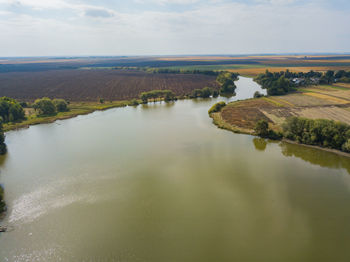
[[209, 85, 350, 157], [3, 100, 134, 132]]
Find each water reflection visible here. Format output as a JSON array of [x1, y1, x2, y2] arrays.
[[141, 101, 176, 110], [0, 154, 8, 167], [253, 138, 267, 151], [280, 142, 350, 174]]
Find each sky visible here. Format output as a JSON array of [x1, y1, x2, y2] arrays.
[[0, 0, 349, 56]]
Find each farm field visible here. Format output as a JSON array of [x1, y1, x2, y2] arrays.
[[0, 69, 219, 102], [214, 85, 350, 134]]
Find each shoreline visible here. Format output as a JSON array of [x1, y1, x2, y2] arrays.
[[209, 112, 350, 158], [3, 100, 133, 132]]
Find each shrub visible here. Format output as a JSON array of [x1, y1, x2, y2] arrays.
[[254, 91, 264, 98], [342, 139, 350, 152], [129, 99, 139, 106], [208, 101, 226, 114]]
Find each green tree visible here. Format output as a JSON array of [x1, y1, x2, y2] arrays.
[[0, 119, 6, 155], [53, 99, 69, 112], [0, 97, 25, 122], [0, 184, 5, 214], [33, 98, 56, 115], [208, 101, 226, 114], [254, 119, 269, 138]]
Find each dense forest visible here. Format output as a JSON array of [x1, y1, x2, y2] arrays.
[[255, 70, 350, 96]]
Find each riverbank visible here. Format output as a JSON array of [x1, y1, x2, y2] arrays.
[[209, 86, 350, 158], [0, 185, 5, 219], [210, 112, 350, 158], [3, 100, 134, 132]]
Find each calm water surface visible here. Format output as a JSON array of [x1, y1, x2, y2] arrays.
[[0, 77, 350, 261]]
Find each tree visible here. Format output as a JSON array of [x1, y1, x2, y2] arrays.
[[0, 184, 5, 214], [0, 119, 6, 155], [254, 119, 269, 138], [53, 99, 68, 112], [33, 98, 56, 115], [208, 101, 226, 114], [0, 97, 25, 123], [254, 91, 264, 98], [325, 70, 335, 84]]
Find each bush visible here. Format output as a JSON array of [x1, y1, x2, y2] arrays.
[[254, 91, 264, 98], [208, 101, 226, 114], [53, 99, 69, 112], [128, 99, 139, 106], [33, 97, 56, 115], [19, 101, 28, 108], [342, 139, 350, 152]]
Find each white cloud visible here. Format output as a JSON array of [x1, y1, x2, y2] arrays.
[[0, 0, 349, 55]]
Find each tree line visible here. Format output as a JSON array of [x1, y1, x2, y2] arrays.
[[144, 68, 220, 76], [255, 69, 350, 96], [33, 98, 69, 115], [140, 90, 176, 103], [254, 117, 350, 153]]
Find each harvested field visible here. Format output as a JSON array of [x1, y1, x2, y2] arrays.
[[273, 93, 337, 106], [0, 69, 219, 101], [228, 66, 350, 77], [302, 92, 349, 104], [303, 87, 350, 101], [220, 99, 276, 130], [334, 83, 350, 89], [217, 86, 350, 133]]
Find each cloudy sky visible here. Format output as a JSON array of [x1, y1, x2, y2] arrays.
[[0, 0, 349, 56]]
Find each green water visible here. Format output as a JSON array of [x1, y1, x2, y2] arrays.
[[0, 77, 350, 261]]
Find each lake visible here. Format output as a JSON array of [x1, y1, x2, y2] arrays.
[[0, 77, 350, 261]]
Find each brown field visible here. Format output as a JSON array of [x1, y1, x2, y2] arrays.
[[218, 86, 350, 133], [228, 66, 350, 77], [0, 69, 219, 102]]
